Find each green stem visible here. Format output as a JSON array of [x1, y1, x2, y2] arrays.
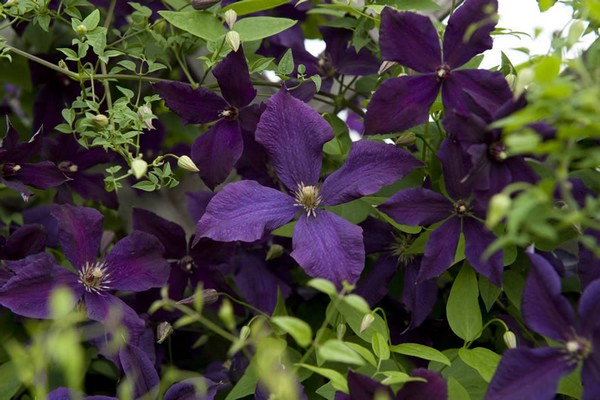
[[100, 0, 118, 111]]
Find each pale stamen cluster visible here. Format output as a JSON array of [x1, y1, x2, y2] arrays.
[[293, 183, 322, 218], [78, 261, 113, 294]]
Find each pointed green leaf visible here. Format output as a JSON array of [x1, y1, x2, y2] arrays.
[[446, 264, 482, 341], [159, 11, 224, 41], [234, 17, 296, 42], [318, 339, 365, 366], [222, 0, 290, 16], [390, 343, 451, 366], [458, 347, 501, 383], [295, 364, 348, 393], [271, 316, 313, 347]]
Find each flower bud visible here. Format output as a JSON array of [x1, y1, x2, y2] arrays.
[[336, 324, 346, 340], [153, 19, 167, 35], [156, 321, 174, 344], [177, 155, 200, 172], [240, 325, 251, 341], [130, 158, 148, 179], [191, 0, 220, 10], [266, 244, 284, 260], [76, 24, 88, 36], [503, 331, 517, 349], [92, 114, 109, 127], [567, 20, 585, 47], [226, 30, 241, 52], [223, 9, 237, 29], [137, 105, 155, 130], [486, 193, 511, 229], [219, 298, 236, 331], [360, 313, 375, 333], [395, 132, 416, 147]]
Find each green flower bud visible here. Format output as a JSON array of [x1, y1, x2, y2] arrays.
[[219, 298, 236, 331], [360, 313, 375, 333], [177, 155, 200, 172], [395, 132, 416, 147], [567, 20, 585, 47], [156, 322, 174, 344], [226, 30, 241, 52], [336, 324, 347, 340], [130, 158, 148, 179], [76, 24, 88, 36], [486, 193, 511, 229], [503, 331, 517, 349], [153, 19, 167, 35], [223, 9, 237, 29], [266, 244, 284, 260], [92, 114, 109, 127], [240, 325, 251, 341]]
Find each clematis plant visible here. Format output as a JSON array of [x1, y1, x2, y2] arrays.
[[195, 89, 422, 287]]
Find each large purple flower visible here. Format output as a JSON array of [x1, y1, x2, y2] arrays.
[[364, 0, 512, 134], [486, 252, 600, 400], [378, 139, 503, 285], [153, 48, 257, 189], [195, 90, 422, 286], [0, 204, 169, 339]]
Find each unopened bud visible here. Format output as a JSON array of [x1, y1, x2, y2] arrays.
[[191, 0, 220, 10], [226, 30, 241, 52], [153, 19, 167, 35], [360, 313, 375, 333], [177, 155, 200, 172], [336, 324, 346, 340], [240, 325, 251, 341], [130, 158, 148, 179], [503, 331, 517, 349], [177, 288, 219, 305], [395, 132, 416, 147], [76, 24, 88, 36], [567, 20, 585, 47], [219, 298, 236, 331], [266, 244, 284, 260], [137, 105, 155, 130], [92, 114, 109, 127], [378, 60, 397, 75], [223, 9, 237, 29], [157, 321, 174, 344], [486, 193, 511, 229]]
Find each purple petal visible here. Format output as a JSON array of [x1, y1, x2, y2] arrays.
[[443, 0, 498, 68], [417, 217, 461, 282], [104, 231, 169, 292], [320, 140, 423, 206], [0, 253, 81, 318], [48, 387, 117, 400], [346, 370, 393, 399], [195, 180, 296, 243], [164, 378, 219, 400], [378, 188, 452, 226], [437, 138, 473, 200], [291, 210, 364, 286], [443, 70, 513, 116], [402, 259, 438, 328], [354, 255, 397, 306], [213, 48, 256, 108], [13, 162, 69, 189], [85, 292, 146, 342], [364, 75, 439, 135], [523, 253, 577, 342], [255, 90, 333, 190], [379, 8, 441, 72], [191, 120, 243, 190], [0, 223, 47, 260], [485, 347, 574, 400], [152, 81, 227, 124], [132, 208, 187, 260], [463, 218, 503, 286], [396, 368, 447, 400], [359, 217, 395, 254], [582, 338, 600, 400], [321, 27, 379, 76], [51, 204, 103, 269], [579, 278, 600, 338], [442, 109, 489, 145], [119, 344, 160, 400], [186, 191, 216, 222]]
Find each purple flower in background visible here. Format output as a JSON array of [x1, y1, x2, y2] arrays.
[[0, 204, 169, 340], [153, 48, 257, 189], [364, 0, 512, 134], [0, 118, 69, 200], [379, 139, 503, 285], [486, 252, 600, 400], [195, 90, 422, 286]]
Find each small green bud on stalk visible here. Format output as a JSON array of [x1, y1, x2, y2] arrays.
[[76, 24, 88, 36], [153, 19, 167, 35], [130, 158, 148, 179], [486, 193, 511, 229], [226, 30, 241, 52], [395, 132, 416, 147], [92, 114, 109, 127], [156, 322, 174, 344], [240, 325, 251, 341], [219, 298, 236, 331], [360, 313, 375, 333], [177, 155, 200, 172], [567, 21, 586, 47], [336, 324, 346, 340], [503, 331, 517, 349], [223, 9, 237, 29], [266, 244, 284, 260]]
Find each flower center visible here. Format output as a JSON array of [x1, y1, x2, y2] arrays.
[[318, 52, 336, 77], [435, 64, 451, 82], [293, 183, 321, 218], [78, 261, 112, 293], [489, 141, 508, 161], [178, 255, 196, 273], [219, 106, 239, 121], [453, 199, 472, 217], [1, 163, 21, 176], [58, 160, 79, 175], [389, 233, 415, 264], [564, 337, 592, 363]]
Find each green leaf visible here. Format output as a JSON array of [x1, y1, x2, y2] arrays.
[[446, 263, 483, 342], [344, 342, 377, 367], [538, 0, 557, 11], [225, 361, 259, 400], [478, 275, 502, 312], [277, 48, 294, 75], [82, 9, 100, 31], [557, 366, 583, 399], [381, 371, 425, 385], [448, 376, 471, 400], [458, 348, 501, 383], [309, 74, 322, 92], [271, 221, 295, 238], [307, 278, 337, 295], [271, 316, 313, 347], [318, 339, 365, 366], [391, 343, 451, 366], [325, 199, 371, 224], [234, 17, 296, 42], [131, 181, 156, 192], [534, 55, 561, 83], [0, 362, 21, 399], [159, 11, 224, 41], [222, 0, 290, 16], [335, 297, 388, 342], [371, 332, 390, 360], [295, 364, 348, 393]]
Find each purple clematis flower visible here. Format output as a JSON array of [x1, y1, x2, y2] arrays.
[[486, 252, 600, 400], [0, 204, 169, 340], [153, 48, 257, 189], [364, 0, 513, 134], [1, 118, 69, 200], [378, 139, 503, 285], [195, 90, 422, 287]]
